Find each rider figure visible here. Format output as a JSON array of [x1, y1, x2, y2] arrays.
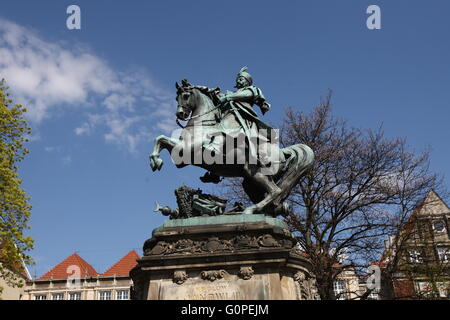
[[200, 67, 273, 184], [218, 66, 271, 121]]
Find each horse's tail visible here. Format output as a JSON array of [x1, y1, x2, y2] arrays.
[[286, 143, 315, 173], [276, 143, 314, 201]]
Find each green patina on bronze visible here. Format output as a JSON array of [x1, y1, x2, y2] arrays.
[[150, 67, 315, 217], [152, 214, 289, 235]]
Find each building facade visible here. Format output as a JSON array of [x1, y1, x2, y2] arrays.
[[22, 250, 139, 300], [380, 190, 450, 299], [0, 262, 31, 300], [333, 267, 362, 300]]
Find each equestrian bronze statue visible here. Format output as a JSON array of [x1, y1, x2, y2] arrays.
[[150, 67, 314, 216]]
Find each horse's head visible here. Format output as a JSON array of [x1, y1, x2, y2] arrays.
[[175, 79, 195, 121]]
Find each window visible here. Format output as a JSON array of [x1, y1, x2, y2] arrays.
[[436, 282, 450, 298], [99, 290, 112, 300], [417, 281, 432, 296], [333, 279, 346, 300], [35, 294, 47, 300], [116, 290, 129, 300], [68, 292, 81, 300], [417, 281, 449, 298], [437, 247, 450, 262], [52, 293, 64, 300], [433, 220, 446, 233], [408, 249, 423, 263], [368, 289, 379, 300]]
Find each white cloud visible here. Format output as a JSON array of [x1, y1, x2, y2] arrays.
[[74, 123, 91, 136], [0, 19, 177, 153], [102, 93, 136, 112], [0, 20, 117, 122], [62, 155, 72, 165]]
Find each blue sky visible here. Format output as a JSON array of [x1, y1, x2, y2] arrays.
[[1, 0, 449, 277]]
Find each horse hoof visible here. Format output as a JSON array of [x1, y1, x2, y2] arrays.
[[150, 155, 163, 171], [150, 158, 156, 171], [243, 207, 255, 215], [155, 158, 163, 171]]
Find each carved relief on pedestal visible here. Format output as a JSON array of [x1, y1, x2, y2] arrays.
[[146, 241, 165, 255], [293, 272, 320, 300], [201, 237, 234, 253], [200, 270, 227, 281], [293, 271, 305, 281], [309, 278, 321, 300], [294, 271, 311, 300], [144, 233, 294, 257], [238, 266, 254, 280], [173, 270, 189, 285], [257, 234, 281, 247]]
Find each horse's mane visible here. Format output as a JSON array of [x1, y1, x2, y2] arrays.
[[176, 79, 217, 106]]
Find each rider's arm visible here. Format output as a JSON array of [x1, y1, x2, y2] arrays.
[[219, 88, 254, 104], [252, 87, 271, 115]]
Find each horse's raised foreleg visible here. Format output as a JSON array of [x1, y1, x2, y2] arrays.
[[150, 135, 179, 171]]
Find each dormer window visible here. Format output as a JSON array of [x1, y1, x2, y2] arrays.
[[433, 220, 446, 233]]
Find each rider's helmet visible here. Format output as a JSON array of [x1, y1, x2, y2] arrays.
[[236, 66, 253, 86]]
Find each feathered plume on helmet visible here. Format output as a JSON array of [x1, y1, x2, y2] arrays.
[[236, 66, 253, 86]]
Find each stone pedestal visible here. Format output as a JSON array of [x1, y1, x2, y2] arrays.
[[130, 215, 317, 300]]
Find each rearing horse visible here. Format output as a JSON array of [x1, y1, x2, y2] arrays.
[[150, 80, 314, 216]]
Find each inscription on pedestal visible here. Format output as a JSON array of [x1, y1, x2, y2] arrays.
[[159, 279, 266, 300]]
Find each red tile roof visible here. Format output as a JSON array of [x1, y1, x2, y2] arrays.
[[103, 250, 140, 277], [39, 253, 99, 280]]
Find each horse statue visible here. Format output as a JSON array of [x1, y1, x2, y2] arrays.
[[149, 79, 314, 216]]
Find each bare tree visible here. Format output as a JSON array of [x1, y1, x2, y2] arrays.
[[218, 92, 445, 300]]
